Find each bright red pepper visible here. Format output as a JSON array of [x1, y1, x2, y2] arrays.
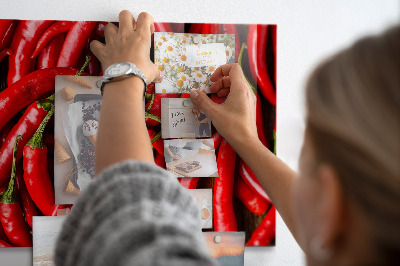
[[23, 106, 56, 216], [57, 21, 97, 67], [15, 165, 36, 228], [214, 138, 237, 231], [0, 49, 11, 63], [269, 25, 276, 85], [0, 221, 10, 244], [247, 24, 276, 106], [188, 23, 204, 33], [234, 173, 269, 215], [154, 152, 165, 169], [0, 135, 32, 247], [7, 20, 53, 85], [171, 23, 184, 33], [0, 20, 18, 52], [148, 130, 164, 157], [145, 93, 180, 126], [238, 159, 271, 203], [154, 23, 173, 32], [246, 205, 276, 246], [0, 67, 80, 132], [178, 177, 198, 189], [0, 239, 12, 247], [222, 24, 240, 63], [36, 33, 65, 70], [201, 24, 220, 34], [31, 21, 75, 58], [84, 33, 101, 75], [94, 22, 107, 37], [212, 132, 222, 150], [0, 120, 13, 149], [0, 99, 52, 187]]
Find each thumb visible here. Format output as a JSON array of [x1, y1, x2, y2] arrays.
[[190, 90, 216, 117]]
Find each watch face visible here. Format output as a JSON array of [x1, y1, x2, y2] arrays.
[[106, 62, 131, 77]]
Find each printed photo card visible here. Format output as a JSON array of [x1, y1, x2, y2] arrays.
[[155, 33, 235, 94], [164, 138, 218, 177], [161, 98, 212, 139]]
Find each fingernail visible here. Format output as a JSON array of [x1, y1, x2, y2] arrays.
[[156, 72, 164, 83], [190, 90, 199, 99]]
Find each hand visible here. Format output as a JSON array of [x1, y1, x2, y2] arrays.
[[90, 10, 163, 83], [190, 64, 258, 148], [172, 154, 181, 160]]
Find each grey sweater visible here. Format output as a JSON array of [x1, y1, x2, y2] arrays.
[[54, 160, 217, 266]]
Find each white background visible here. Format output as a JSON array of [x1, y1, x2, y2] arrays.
[[0, 1, 398, 265]]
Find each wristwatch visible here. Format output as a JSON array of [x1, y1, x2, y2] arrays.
[[97, 62, 148, 97]]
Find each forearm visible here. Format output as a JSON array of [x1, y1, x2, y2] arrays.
[[231, 137, 299, 241], [95, 77, 154, 175]]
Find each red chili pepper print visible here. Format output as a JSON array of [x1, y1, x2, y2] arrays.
[[246, 205, 276, 246], [36, 33, 65, 70], [234, 174, 269, 215], [7, 20, 53, 85], [0, 20, 18, 52], [0, 135, 32, 247], [247, 24, 276, 106], [213, 138, 237, 231]]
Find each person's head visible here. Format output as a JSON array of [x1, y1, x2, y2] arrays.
[[192, 107, 201, 115], [293, 25, 400, 265]]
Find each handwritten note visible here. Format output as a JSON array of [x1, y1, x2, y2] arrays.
[[184, 43, 226, 67]]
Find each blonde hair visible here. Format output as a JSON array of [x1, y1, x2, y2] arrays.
[[305, 25, 400, 263]]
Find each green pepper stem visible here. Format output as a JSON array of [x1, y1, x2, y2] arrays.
[[145, 112, 161, 123], [146, 93, 156, 112], [0, 135, 23, 204], [27, 105, 55, 149], [151, 131, 161, 145], [76, 56, 91, 76]]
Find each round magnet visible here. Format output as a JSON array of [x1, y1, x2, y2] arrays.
[[214, 235, 221, 244], [193, 35, 200, 44], [183, 99, 191, 107]]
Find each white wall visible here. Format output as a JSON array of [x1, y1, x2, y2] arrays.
[[0, 1, 398, 265]]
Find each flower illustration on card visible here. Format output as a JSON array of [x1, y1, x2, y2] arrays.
[[155, 32, 235, 94]]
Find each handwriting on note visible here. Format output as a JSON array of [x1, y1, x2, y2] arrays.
[[185, 43, 226, 67]]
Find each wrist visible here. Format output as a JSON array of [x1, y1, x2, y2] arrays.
[[102, 76, 145, 99]]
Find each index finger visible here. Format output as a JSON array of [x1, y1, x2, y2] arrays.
[[210, 63, 244, 83]]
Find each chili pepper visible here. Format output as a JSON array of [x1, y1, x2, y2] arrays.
[[238, 159, 271, 203], [247, 24, 276, 106], [0, 67, 80, 132], [201, 24, 220, 34], [171, 23, 184, 33], [154, 23, 173, 32], [57, 21, 97, 67], [0, 239, 12, 247], [31, 21, 74, 58], [269, 25, 276, 85], [36, 33, 65, 70], [154, 152, 165, 169], [0, 135, 32, 247], [84, 33, 101, 75], [178, 177, 198, 189], [212, 132, 222, 150], [210, 93, 226, 104], [23, 106, 56, 216], [15, 165, 36, 228], [145, 93, 179, 126], [234, 173, 269, 215], [0, 98, 53, 187], [0, 49, 11, 63], [0, 120, 14, 149], [255, 93, 268, 147], [188, 23, 204, 34], [214, 138, 237, 231], [0, 20, 18, 52], [246, 205, 276, 246], [222, 24, 240, 63], [148, 130, 164, 156], [94, 22, 107, 37], [0, 221, 10, 244], [180, 93, 190, 98], [8, 20, 54, 85]]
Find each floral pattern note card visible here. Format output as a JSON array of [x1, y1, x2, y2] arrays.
[[154, 33, 235, 94]]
